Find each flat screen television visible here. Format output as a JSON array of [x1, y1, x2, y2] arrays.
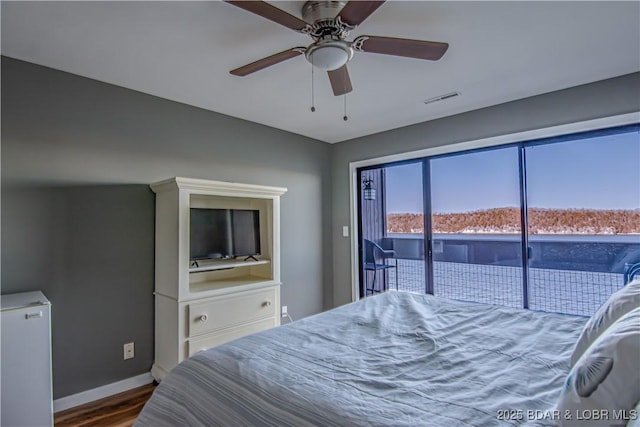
[[190, 208, 261, 261]]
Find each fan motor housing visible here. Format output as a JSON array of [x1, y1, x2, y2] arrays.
[[302, 1, 352, 40], [302, 1, 347, 24]]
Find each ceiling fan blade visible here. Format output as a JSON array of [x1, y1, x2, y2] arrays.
[[328, 65, 353, 96], [337, 1, 386, 27], [354, 35, 449, 61], [230, 48, 305, 76], [224, 1, 309, 32]]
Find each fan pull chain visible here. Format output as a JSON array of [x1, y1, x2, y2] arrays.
[[310, 60, 316, 112], [343, 93, 348, 121]]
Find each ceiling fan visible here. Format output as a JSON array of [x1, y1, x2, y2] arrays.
[[225, 1, 449, 96]]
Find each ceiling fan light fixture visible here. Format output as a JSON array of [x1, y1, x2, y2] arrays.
[[225, 0, 451, 99], [305, 40, 353, 70]]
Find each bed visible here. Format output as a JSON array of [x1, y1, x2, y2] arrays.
[[136, 291, 597, 426]]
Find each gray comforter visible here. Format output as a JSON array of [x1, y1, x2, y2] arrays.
[[136, 291, 587, 426]]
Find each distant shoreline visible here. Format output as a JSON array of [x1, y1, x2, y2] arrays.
[[387, 208, 640, 235], [387, 233, 640, 243]]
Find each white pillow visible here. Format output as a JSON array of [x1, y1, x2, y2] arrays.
[[571, 278, 640, 366], [557, 307, 640, 426]]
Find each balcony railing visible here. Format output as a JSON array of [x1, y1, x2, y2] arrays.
[[376, 234, 639, 317]]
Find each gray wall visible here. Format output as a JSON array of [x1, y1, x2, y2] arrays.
[[1, 57, 333, 398], [330, 72, 640, 307], [2, 184, 156, 396]]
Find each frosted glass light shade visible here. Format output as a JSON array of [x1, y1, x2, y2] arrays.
[[308, 46, 349, 70]]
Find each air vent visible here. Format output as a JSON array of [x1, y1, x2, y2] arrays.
[[424, 91, 460, 105]]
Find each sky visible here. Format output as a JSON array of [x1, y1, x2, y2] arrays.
[[384, 128, 640, 214]]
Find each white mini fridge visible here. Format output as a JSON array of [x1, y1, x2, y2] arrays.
[[1, 291, 53, 427]]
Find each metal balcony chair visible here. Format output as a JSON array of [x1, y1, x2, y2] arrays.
[[363, 238, 398, 295], [624, 262, 640, 284]]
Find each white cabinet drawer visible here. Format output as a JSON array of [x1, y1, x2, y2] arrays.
[[187, 317, 277, 357], [188, 287, 277, 337]]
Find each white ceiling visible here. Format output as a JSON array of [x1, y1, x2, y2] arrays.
[[2, 1, 639, 143]]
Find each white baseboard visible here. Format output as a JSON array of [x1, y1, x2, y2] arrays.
[[53, 372, 154, 413]]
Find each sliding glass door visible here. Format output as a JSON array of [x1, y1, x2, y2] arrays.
[[358, 162, 426, 297], [524, 129, 640, 315], [429, 147, 524, 307], [358, 167, 388, 296], [356, 123, 639, 316], [385, 162, 426, 294]]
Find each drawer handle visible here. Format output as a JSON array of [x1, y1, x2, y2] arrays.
[[199, 314, 208, 323], [262, 300, 272, 308]]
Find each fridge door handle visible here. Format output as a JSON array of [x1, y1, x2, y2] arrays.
[[25, 311, 43, 319]]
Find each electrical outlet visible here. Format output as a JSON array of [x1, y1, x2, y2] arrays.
[[124, 342, 135, 360], [281, 306, 288, 318]]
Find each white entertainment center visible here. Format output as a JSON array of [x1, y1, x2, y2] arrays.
[[150, 177, 287, 381]]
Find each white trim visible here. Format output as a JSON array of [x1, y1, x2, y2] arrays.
[[53, 372, 154, 413], [348, 112, 639, 301], [349, 167, 359, 303], [150, 176, 287, 198], [350, 112, 639, 171]]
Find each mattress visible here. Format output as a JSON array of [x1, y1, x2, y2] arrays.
[[136, 291, 587, 426]]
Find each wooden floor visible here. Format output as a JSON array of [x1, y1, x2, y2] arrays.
[[54, 383, 156, 427]]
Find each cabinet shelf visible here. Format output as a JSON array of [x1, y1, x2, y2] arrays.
[[189, 259, 270, 273], [188, 277, 277, 297]]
